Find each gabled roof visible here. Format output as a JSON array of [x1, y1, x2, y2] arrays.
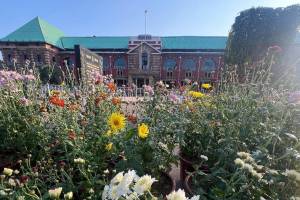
[[161, 36, 227, 50], [127, 42, 161, 53], [61, 36, 129, 49], [0, 17, 64, 48]]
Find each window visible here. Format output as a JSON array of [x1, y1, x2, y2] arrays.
[[52, 57, 56, 63], [204, 72, 212, 78], [203, 58, 216, 72], [7, 54, 12, 62], [24, 54, 28, 60], [103, 56, 110, 70], [114, 57, 126, 69], [185, 72, 192, 78], [163, 58, 176, 71], [182, 59, 196, 71], [167, 71, 173, 78], [141, 52, 148, 70], [37, 55, 41, 62], [117, 69, 123, 76]]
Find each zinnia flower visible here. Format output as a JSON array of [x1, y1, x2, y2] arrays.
[[108, 112, 126, 132], [133, 175, 156, 195], [48, 187, 62, 199], [112, 97, 121, 105], [127, 114, 137, 124], [49, 96, 65, 107], [3, 168, 13, 176], [138, 123, 149, 139]]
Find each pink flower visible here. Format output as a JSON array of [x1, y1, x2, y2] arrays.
[[168, 93, 180, 103], [143, 85, 154, 95], [23, 74, 36, 81], [20, 97, 30, 106]]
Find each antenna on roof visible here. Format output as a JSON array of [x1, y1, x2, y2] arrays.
[[144, 10, 147, 40]]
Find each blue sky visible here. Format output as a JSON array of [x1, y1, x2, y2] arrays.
[[0, 0, 299, 38]]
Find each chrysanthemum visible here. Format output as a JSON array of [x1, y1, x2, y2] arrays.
[[133, 175, 156, 195], [138, 123, 149, 139], [48, 187, 62, 199], [108, 112, 126, 132]]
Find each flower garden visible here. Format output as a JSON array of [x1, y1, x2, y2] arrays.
[[0, 52, 299, 200]]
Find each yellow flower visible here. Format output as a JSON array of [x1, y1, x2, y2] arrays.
[[3, 168, 13, 176], [105, 130, 113, 137], [201, 83, 212, 89], [105, 143, 113, 151], [108, 112, 126, 132], [48, 187, 62, 199], [138, 123, 149, 139], [188, 91, 205, 98], [74, 158, 85, 164]]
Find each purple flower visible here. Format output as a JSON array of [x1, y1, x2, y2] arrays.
[[143, 85, 154, 95]]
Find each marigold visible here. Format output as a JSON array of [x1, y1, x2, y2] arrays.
[[112, 97, 121, 105], [49, 96, 65, 107], [108, 112, 126, 132], [201, 83, 212, 89], [107, 82, 117, 92], [105, 142, 113, 151], [138, 123, 149, 139]]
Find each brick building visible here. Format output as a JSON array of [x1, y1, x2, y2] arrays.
[[0, 17, 228, 87]]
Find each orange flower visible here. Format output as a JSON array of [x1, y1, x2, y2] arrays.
[[68, 130, 76, 140], [95, 92, 108, 106], [127, 114, 137, 124], [49, 96, 65, 107], [112, 97, 121, 105], [107, 82, 116, 92]]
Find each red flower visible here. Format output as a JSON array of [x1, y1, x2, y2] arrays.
[[49, 96, 65, 107], [20, 175, 29, 184], [68, 130, 76, 140]]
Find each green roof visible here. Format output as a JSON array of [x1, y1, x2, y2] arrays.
[[161, 36, 227, 50], [61, 36, 129, 49], [1, 17, 64, 48]]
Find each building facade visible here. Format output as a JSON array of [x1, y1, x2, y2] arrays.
[[0, 17, 228, 87]]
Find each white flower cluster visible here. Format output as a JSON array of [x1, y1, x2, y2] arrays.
[[166, 189, 199, 200], [234, 152, 263, 180], [102, 170, 156, 200]]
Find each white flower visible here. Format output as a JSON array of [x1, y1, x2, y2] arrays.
[[268, 169, 279, 175], [125, 192, 139, 200], [17, 196, 25, 200], [200, 155, 208, 161], [111, 172, 124, 185], [133, 175, 156, 195], [3, 168, 13, 176], [109, 185, 122, 200], [243, 163, 254, 172], [8, 178, 16, 187], [74, 158, 85, 164], [285, 169, 300, 182], [250, 170, 263, 180], [64, 191, 73, 199], [237, 152, 251, 159], [166, 189, 187, 200], [188, 195, 200, 200], [49, 187, 62, 199], [102, 185, 110, 200], [234, 158, 245, 168]]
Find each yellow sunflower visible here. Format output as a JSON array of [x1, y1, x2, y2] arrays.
[[108, 112, 126, 132], [138, 123, 149, 139], [201, 83, 212, 89]]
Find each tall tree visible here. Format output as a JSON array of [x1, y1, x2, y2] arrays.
[[226, 4, 300, 65]]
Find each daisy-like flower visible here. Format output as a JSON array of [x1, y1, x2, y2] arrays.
[[166, 189, 186, 200], [108, 112, 126, 132], [138, 123, 149, 139], [234, 158, 245, 168], [64, 191, 73, 200], [48, 187, 62, 199], [133, 175, 156, 195], [111, 172, 124, 185]]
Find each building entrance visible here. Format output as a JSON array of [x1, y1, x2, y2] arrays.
[[133, 77, 149, 88]]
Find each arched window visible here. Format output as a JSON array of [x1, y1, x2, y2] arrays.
[[163, 58, 176, 71], [182, 58, 196, 71], [202, 59, 216, 72], [114, 57, 126, 69], [103, 56, 110, 69], [141, 52, 149, 70]]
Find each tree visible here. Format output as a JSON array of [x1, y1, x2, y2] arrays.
[[225, 4, 300, 65]]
